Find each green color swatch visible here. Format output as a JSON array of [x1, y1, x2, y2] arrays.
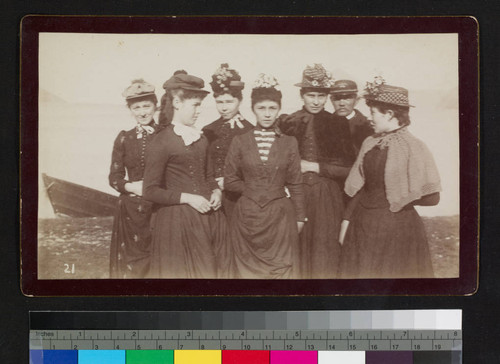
[[126, 350, 174, 364]]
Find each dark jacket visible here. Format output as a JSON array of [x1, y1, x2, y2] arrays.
[[224, 128, 306, 221], [202, 116, 253, 178], [109, 123, 160, 194], [278, 108, 357, 180], [337, 109, 373, 155]]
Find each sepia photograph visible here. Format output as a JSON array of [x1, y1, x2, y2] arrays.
[[35, 31, 460, 282]]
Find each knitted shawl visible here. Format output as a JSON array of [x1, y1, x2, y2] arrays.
[[344, 127, 441, 212]]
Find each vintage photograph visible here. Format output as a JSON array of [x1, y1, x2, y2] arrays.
[[36, 32, 460, 281]]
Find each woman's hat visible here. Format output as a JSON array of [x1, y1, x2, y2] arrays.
[[210, 63, 244, 93], [122, 79, 156, 100], [162, 72, 209, 94], [294, 64, 335, 89], [364, 76, 414, 107], [252, 73, 280, 90]]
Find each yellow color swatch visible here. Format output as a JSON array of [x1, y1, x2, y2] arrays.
[[174, 350, 221, 364]]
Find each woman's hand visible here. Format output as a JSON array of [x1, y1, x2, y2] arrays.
[[124, 181, 143, 196], [339, 220, 350, 245], [209, 189, 222, 211], [180, 193, 212, 214], [301, 160, 320, 174], [297, 221, 305, 234], [215, 177, 224, 191]]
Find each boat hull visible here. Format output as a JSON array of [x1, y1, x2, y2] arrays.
[[42, 173, 118, 217]]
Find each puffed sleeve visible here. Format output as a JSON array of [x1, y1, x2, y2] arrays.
[[223, 136, 246, 193], [277, 109, 312, 136], [108, 130, 128, 194], [285, 137, 307, 222], [142, 133, 182, 206]]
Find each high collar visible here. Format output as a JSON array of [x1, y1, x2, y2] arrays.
[[135, 121, 156, 138], [345, 110, 356, 120], [373, 125, 407, 140], [171, 121, 202, 146], [254, 125, 282, 137]]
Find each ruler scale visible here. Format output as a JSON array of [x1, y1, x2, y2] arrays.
[[29, 311, 462, 363]]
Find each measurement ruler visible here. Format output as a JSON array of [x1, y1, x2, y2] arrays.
[[30, 329, 462, 352]]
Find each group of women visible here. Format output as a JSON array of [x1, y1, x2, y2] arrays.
[[108, 63, 441, 280]]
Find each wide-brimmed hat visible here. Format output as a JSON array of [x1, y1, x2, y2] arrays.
[[122, 79, 156, 100], [364, 77, 414, 107], [210, 63, 244, 93], [330, 79, 358, 96], [294, 64, 335, 89], [162, 72, 209, 94]]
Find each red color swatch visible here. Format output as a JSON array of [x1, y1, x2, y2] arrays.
[[222, 350, 270, 364]]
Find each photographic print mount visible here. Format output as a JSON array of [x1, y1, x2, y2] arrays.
[[20, 16, 478, 296]]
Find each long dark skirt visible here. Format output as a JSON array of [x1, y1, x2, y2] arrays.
[[339, 204, 434, 279], [229, 196, 300, 279], [299, 176, 343, 278], [148, 204, 227, 279], [221, 189, 241, 223], [109, 195, 152, 278]]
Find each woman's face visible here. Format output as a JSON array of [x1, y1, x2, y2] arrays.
[[369, 106, 398, 134], [174, 97, 203, 126], [215, 93, 241, 120], [253, 100, 280, 129], [129, 100, 156, 125], [301, 91, 328, 114]]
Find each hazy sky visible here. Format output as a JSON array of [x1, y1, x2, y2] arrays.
[[39, 33, 458, 105]]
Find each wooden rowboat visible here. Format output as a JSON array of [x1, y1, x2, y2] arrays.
[[42, 173, 118, 217]]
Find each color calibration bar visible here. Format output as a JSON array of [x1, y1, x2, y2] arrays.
[[29, 310, 462, 364], [30, 349, 461, 364]]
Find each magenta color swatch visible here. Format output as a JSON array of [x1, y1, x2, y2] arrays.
[[270, 351, 318, 364]]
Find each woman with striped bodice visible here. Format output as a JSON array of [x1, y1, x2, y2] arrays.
[[223, 74, 306, 279]]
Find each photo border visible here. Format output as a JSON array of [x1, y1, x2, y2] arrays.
[[20, 15, 479, 296]]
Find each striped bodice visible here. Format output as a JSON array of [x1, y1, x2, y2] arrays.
[[254, 129, 276, 162]]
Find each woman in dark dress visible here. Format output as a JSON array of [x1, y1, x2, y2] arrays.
[[224, 74, 306, 279], [279, 64, 352, 278], [143, 72, 227, 279], [202, 64, 253, 220], [109, 79, 160, 278], [339, 78, 441, 278]]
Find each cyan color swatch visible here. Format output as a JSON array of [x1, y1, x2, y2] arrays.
[[78, 350, 125, 364]]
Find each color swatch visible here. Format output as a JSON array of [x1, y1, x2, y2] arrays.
[[30, 350, 462, 363]]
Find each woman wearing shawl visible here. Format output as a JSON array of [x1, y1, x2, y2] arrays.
[[339, 77, 441, 279], [143, 72, 227, 278], [108, 79, 160, 278], [202, 64, 253, 220], [224, 74, 306, 279]]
